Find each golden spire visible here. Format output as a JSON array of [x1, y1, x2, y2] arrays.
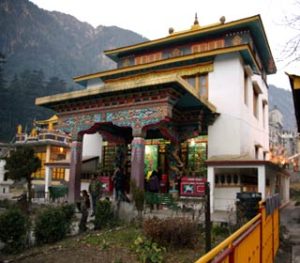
[[191, 13, 200, 30], [194, 13, 199, 25]]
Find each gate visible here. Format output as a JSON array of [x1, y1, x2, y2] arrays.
[[195, 194, 280, 263]]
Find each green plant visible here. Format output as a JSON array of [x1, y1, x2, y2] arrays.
[[211, 224, 230, 244], [100, 238, 110, 250], [61, 203, 75, 233], [131, 180, 145, 215], [5, 146, 41, 204], [34, 206, 70, 244], [132, 236, 166, 263], [113, 258, 123, 263], [143, 217, 199, 248], [94, 199, 115, 230], [0, 198, 14, 208], [0, 207, 29, 253]]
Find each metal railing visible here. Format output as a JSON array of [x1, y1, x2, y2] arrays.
[[195, 194, 280, 263], [16, 131, 71, 145]]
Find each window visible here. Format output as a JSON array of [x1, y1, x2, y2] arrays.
[[255, 146, 259, 159], [135, 52, 162, 65], [252, 81, 262, 119], [253, 88, 259, 118], [183, 73, 208, 100], [199, 75, 208, 99], [244, 71, 248, 105], [53, 168, 65, 180], [262, 101, 266, 128], [244, 66, 253, 106]]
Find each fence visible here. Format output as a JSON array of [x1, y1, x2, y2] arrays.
[[195, 194, 280, 263]]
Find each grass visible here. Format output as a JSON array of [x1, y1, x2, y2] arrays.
[[0, 212, 233, 263], [82, 225, 141, 248], [81, 224, 206, 262]]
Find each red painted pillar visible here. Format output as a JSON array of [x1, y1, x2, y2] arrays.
[[131, 136, 145, 189], [68, 140, 82, 203]]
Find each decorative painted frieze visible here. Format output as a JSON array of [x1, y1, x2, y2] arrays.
[[106, 107, 168, 131], [58, 113, 102, 139]]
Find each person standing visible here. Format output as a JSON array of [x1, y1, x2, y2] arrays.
[[113, 166, 124, 202], [79, 190, 90, 232], [89, 174, 102, 216], [148, 170, 160, 210]]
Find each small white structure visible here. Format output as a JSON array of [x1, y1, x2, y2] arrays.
[[44, 133, 103, 198], [0, 143, 13, 198]]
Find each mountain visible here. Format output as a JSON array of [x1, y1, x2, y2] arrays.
[[268, 84, 297, 132], [0, 0, 147, 141], [0, 0, 147, 87], [0, 0, 297, 142]]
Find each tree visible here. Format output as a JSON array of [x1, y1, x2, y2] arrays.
[[46, 76, 67, 95], [5, 147, 41, 204], [280, 1, 300, 65], [0, 53, 8, 141], [0, 52, 6, 90]]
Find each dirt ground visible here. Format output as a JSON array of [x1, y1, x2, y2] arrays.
[[0, 227, 204, 263], [0, 233, 140, 263]]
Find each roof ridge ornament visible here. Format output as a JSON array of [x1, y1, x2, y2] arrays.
[[194, 13, 199, 25], [191, 13, 200, 30]]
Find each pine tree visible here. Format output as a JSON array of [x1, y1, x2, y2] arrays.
[[5, 147, 41, 204]]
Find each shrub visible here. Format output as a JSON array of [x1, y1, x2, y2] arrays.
[[94, 199, 115, 230], [61, 203, 75, 233], [0, 198, 14, 208], [0, 207, 29, 253], [132, 236, 166, 263], [34, 205, 71, 244], [143, 217, 199, 248]]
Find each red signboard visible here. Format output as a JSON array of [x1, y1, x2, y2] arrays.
[[180, 177, 206, 197], [99, 176, 113, 193]]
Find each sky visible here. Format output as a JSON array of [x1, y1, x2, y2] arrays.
[[30, 0, 300, 90]]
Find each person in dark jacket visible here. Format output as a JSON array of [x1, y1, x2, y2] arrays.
[[148, 170, 160, 210], [89, 174, 102, 216], [79, 190, 90, 232], [148, 170, 160, 193]]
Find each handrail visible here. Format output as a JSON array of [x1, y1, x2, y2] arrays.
[[195, 213, 261, 263]]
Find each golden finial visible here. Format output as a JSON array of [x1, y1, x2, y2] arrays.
[[220, 16, 226, 24], [17, 124, 22, 134], [191, 13, 200, 30], [194, 13, 199, 25], [169, 27, 174, 34]]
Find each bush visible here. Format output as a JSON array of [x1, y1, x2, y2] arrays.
[[94, 199, 115, 230], [61, 203, 75, 232], [0, 198, 14, 208], [132, 236, 166, 263], [0, 207, 29, 253], [34, 205, 72, 245], [143, 217, 199, 248]]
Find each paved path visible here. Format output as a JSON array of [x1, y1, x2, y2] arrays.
[[280, 202, 300, 263]]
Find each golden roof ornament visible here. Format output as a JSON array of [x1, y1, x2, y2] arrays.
[[194, 13, 199, 25], [191, 13, 200, 30], [169, 27, 174, 34]]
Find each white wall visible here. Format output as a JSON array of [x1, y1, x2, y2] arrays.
[[208, 53, 242, 157], [82, 133, 103, 161], [0, 159, 13, 195], [208, 53, 269, 160], [86, 78, 104, 89], [214, 187, 240, 211], [0, 159, 5, 182]]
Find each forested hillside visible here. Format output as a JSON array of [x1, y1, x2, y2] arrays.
[[0, 0, 147, 141]]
